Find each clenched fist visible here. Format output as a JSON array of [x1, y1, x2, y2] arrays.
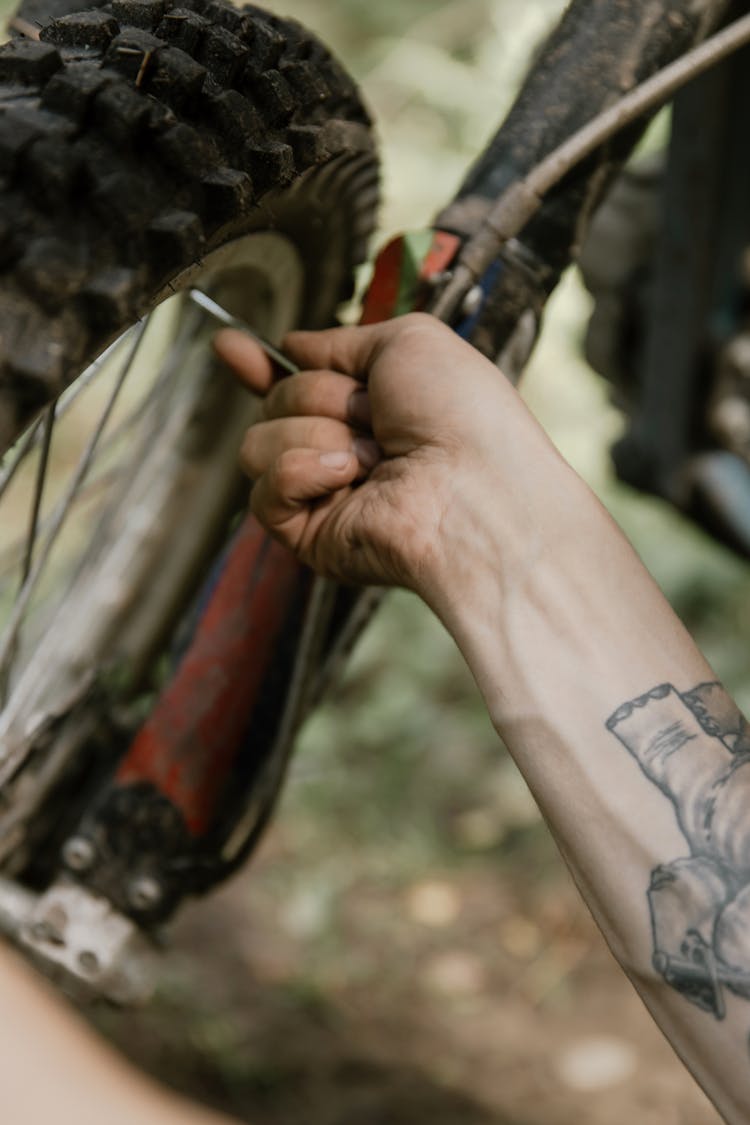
[[214, 313, 578, 613]]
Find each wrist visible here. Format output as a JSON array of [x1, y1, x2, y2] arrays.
[[419, 448, 597, 640], [421, 450, 711, 740]]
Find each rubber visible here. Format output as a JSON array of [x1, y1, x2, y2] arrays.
[[0, 0, 379, 453]]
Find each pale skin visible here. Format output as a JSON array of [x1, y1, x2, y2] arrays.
[[1, 314, 747, 1121]]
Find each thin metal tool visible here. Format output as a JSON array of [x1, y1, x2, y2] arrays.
[[188, 289, 299, 375]]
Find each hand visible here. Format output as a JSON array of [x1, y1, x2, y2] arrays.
[[214, 313, 571, 605]]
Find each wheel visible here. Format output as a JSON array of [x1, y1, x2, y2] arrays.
[[0, 0, 379, 884]]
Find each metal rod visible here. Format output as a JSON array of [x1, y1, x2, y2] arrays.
[[20, 402, 56, 588], [0, 331, 134, 507], [0, 319, 150, 695], [0, 417, 42, 507], [187, 289, 299, 375], [0, 321, 198, 584], [432, 11, 750, 321]]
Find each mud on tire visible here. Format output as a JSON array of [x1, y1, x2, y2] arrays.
[[0, 0, 379, 453]]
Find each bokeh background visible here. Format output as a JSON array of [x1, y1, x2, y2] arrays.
[[3, 0, 750, 1121]]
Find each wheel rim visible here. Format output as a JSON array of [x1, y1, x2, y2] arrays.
[[0, 229, 304, 862]]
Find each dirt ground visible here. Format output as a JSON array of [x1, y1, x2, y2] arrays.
[[95, 807, 721, 1125]]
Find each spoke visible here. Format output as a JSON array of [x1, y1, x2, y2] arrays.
[[20, 402, 56, 587], [0, 329, 134, 507], [0, 417, 43, 506], [0, 467, 121, 585], [0, 318, 151, 698], [92, 305, 202, 453], [0, 308, 202, 587], [188, 289, 299, 375], [0, 403, 56, 705]]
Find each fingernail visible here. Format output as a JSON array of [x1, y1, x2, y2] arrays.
[[347, 389, 372, 428], [353, 437, 382, 471], [320, 451, 352, 470]]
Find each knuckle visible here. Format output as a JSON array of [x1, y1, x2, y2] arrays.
[[401, 311, 434, 330], [308, 416, 336, 447], [273, 448, 303, 491], [249, 481, 269, 523], [294, 377, 319, 415], [399, 311, 441, 337], [240, 429, 261, 474], [389, 312, 446, 354], [262, 383, 285, 420]]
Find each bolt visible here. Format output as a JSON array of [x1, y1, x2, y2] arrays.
[[31, 920, 57, 944], [128, 875, 163, 913], [712, 395, 750, 447], [461, 285, 483, 319], [62, 836, 96, 873], [78, 950, 99, 976], [30, 904, 67, 945]]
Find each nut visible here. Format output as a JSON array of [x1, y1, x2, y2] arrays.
[[62, 836, 96, 873], [128, 876, 163, 912]]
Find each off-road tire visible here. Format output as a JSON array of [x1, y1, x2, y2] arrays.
[[0, 0, 379, 453]]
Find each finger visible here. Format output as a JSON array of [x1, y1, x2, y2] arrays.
[[213, 328, 277, 394], [241, 417, 381, 480], [251, 448, 358, 543], [282, 322, 390, 380], [264, 370, 372, 430], [282, 313, 445, 378]]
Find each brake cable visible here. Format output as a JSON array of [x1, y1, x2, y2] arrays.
[[431, 10, 750, 322]]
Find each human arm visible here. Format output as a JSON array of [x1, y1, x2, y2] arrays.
[[216, 313, 750, 1123], [0, 944, 237, 1123]]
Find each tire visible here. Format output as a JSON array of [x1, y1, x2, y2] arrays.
[[0, 0, 378, 453], [0, 0, 378, 874]]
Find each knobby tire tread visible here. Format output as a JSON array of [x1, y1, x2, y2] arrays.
[[0, 0, 378, 453]]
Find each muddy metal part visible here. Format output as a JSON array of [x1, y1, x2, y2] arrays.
[[0, 876, 154, 1003], [613, 20, 750, 556], [433, 0, 750, 557], [436, 0, 731, 362]]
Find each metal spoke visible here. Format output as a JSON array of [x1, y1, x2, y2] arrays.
[[0, 330, 134, 507], [0, 467, 122, 585], [0, 308, 202, 587], [0, 318, 151, 697], [0, 403, 56, 705], [0, 417, 43, 507], [20, 401, 56, 587], [188, 289, 299, 375], [92, 305, 202, 453]]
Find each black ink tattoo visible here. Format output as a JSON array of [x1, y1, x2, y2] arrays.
[[607, 682, 750, 1020]]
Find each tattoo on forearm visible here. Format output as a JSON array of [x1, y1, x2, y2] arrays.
[[607, 682, 750, 1020]]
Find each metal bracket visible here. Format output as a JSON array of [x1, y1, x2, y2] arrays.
[[0, 876, 155, 1004]]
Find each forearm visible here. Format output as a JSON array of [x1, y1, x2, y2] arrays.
[[220, 312, 750, 1116], [428, 461, 750, 1123]]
